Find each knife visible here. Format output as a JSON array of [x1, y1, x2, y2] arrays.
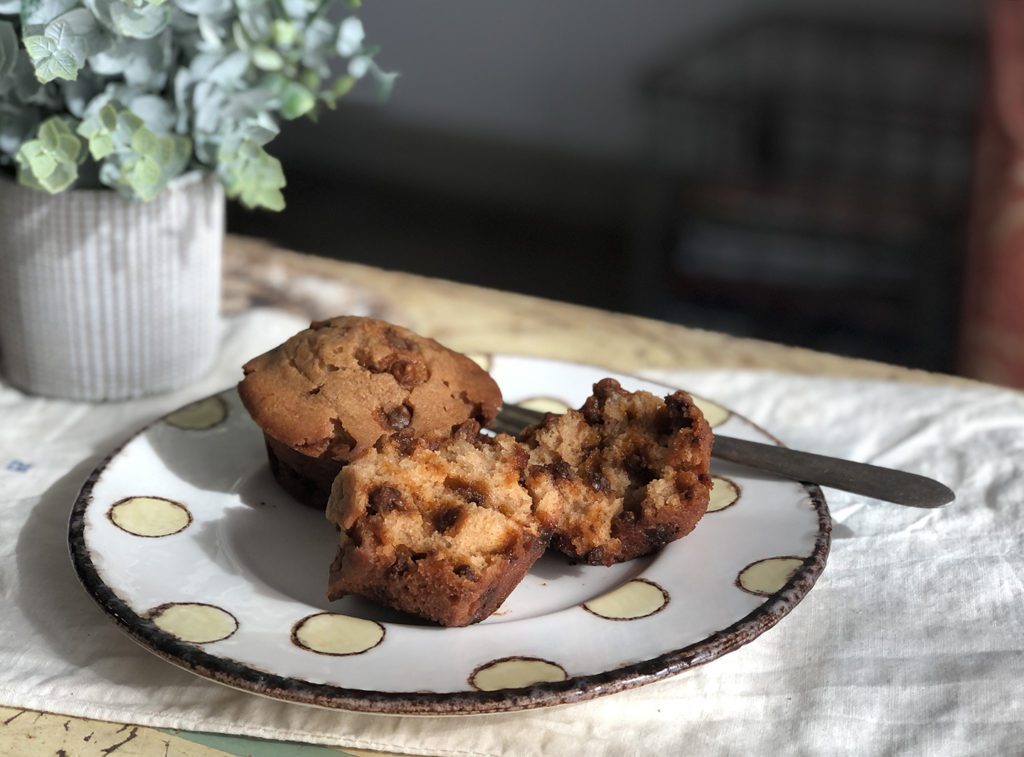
[[493, 403, 954, 509]]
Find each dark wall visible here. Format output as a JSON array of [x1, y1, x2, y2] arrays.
[[230, 1, 985, 372]]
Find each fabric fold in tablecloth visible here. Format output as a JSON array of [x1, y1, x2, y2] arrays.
[[1, 309, 1021, 756]]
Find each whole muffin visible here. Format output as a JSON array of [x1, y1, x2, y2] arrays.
[[521, 378, 713, 565], [238, 317, 502, 508]]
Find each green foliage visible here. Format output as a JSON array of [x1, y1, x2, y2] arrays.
[[77, 100, 189, 198], [118, 127, 190, 200], [1, 0, 391, 209], [15, 115, 84, 192], [217, 136, 285, 211], [23, 9, 100, 82], [77, 100, 119, 158]]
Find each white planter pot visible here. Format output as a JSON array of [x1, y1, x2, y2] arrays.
[[0, 172, 224, 401]]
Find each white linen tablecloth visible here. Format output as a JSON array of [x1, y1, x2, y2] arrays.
[[0, 309, 1021, 756]]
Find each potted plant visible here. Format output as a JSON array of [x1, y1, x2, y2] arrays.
[[0, 0, 391, 400]]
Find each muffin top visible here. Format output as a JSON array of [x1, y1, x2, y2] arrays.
[[238, 316, 502, 462]]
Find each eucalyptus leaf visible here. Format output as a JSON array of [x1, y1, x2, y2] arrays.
[[298, 69, 319, 91], [25, 7, 106, 82], [86, 0, 170, 38], [190, 80, 224, 133], [347, 53, 368, 79], [129, 125, 157, 155], [77, 101, 118, 157], [48, 7, 104, 51], [280, 0, 317, 21], [301, 16, 334, 72], [336, 16, 362, 57], [127, 93, 173, 132], [368, 59, 396, 100], [88, 32, 171, 87], [238, 110, 277, 145], [129, 152, 160, 187], [115, 130, 189, 199], [196, 13, 222, 49], [251, 45, 282, 71], [109, 1, 170, 37], [278, 80, 313, 119], [25, 34, 82, 82], [271, 19, 296, 48], [23, 144, 58, 178], [182, 49, 221, 79], [173, 0, 232, 15], [320, 73, 353, 108], [21, 0, 78, 29], [207, 49, 249, 84], [15, 115, 83, 191], [172, 66, 193, 131], [236, 0, 269, 43], [233, 85, 274, 115], [217, 136, 284, 210], [231, 19, 247, 51]]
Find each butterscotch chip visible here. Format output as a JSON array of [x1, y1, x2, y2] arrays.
[[522, 378, 712, 565], [326, 421, 547, 627], [238, 317, 502, 508]]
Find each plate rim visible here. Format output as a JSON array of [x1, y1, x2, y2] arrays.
[[67, 355, 831, 716]]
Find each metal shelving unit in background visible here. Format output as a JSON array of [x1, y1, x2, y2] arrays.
[[629, 14, 982, 371]]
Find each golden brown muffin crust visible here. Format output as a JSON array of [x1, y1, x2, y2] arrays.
[[238, 317, 502, 464]]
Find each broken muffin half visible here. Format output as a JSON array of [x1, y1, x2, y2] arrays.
[[521, 378, 713, 566], [326, 421, 548, 627]]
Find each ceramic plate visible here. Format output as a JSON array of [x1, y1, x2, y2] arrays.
[[68, 355, 830, 715]]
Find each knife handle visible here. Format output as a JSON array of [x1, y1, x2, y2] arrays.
[[711, 436, 955, 508]]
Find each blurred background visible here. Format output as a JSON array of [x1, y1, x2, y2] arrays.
[[230, 1, 998, 379]]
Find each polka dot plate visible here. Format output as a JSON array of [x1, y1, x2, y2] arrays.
[[68, 355, 830, 715]]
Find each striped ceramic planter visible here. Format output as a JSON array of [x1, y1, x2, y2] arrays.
[[0, 172, 223, 401]]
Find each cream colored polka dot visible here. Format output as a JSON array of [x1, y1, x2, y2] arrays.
[[148, 603, 237, 643], [518, 397, 571, 414], [470, 658, 567, 692], [583, 579, 668, 620], [707, 477, 740, 513], [292, 613, 384, 656], [164, 396, 228, 430], [108, 496, 192, 537], [737, 557, 805, 596], [691, 395, 731, 428], [465, 353, 493, 372]]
